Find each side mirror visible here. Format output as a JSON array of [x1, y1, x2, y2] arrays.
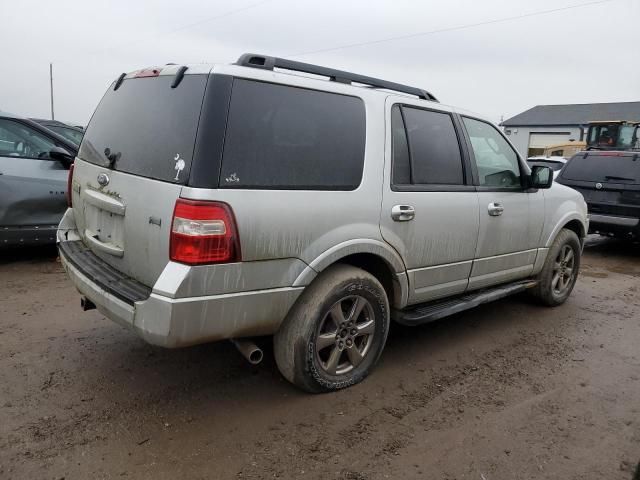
[[49, 146, 74, 166], [530, 165, 553, 189]]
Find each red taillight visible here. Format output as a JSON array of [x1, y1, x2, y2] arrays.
[[170, 199, 241, 265], [66, 163, 74, 207]]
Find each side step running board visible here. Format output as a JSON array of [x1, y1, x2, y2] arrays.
[[393, 280, 537, 326]]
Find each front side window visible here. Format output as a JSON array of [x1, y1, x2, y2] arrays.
[[392, 105, 464, 186], [0, 119, 56, 159], [463, 117, 521, 188], [220, 80, 366, 190]]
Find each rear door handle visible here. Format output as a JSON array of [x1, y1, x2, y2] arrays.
[[488, 202, 504, 216], [391, 205, 415, 221]]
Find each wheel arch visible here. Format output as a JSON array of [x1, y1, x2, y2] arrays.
[[544, 213, 588, 248], [293, 239, 409, 308]]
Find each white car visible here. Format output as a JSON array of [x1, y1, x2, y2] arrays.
[[527, 156, 568, 178]]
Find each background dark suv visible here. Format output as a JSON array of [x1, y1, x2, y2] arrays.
[[557, 151, 640, 239]]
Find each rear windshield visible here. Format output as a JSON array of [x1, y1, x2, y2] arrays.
[[562, 154, 639, 184], [219, 79, 366, 190], [78, 74, 207, 184]]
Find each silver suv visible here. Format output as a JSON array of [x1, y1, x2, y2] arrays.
[[58, 54, 588, 392]]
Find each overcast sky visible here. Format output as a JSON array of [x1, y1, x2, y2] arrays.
[[1, 0, 638, 125]]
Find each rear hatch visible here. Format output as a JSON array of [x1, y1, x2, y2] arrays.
[[557, 151, 640, 218], [71, 69, 209, 287]]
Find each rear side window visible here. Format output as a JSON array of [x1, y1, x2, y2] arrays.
[[79, 75, 208, 184], [392, 105, 464, 186], [562, 154, 639, 184], [220, 80, 365, 190]]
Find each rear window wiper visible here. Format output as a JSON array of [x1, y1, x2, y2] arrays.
[[604, 175, 635, 182], [103, 147, 121, 169]]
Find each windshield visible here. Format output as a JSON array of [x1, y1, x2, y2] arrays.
[[78, 74, 207, 184], [49, 125, 83, 146], [588, 124, 639, 150], [617, 125, 639, 149], [562, 154, 639, 184]]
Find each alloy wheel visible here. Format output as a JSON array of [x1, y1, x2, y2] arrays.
[[315, 295, 375, 375]]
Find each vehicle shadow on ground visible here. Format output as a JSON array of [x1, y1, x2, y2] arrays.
[[584, 235, 639, 257], [0, 245, 58, 265], [79, 287, 564, 411]]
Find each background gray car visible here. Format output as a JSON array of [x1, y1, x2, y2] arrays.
[[0, 111, 76, 246]]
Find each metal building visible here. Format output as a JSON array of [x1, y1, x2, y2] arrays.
[[501, 101, 640, 157]]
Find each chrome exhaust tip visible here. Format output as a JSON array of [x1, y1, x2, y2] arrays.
[[231, 339, 263, 365]]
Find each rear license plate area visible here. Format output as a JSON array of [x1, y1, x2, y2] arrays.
[[84, 204, 125, 248]]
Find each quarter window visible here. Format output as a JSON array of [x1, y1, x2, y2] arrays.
[[463, 117, 521, 188], [392, 106, 464, 186], [220, 80, 366, 190]]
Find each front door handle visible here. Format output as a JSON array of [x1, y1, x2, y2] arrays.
[[391, 205, 415, 221], [488, 202, 504, 216]]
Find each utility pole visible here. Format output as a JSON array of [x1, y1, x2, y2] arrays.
[[49, 63, 55, 120]]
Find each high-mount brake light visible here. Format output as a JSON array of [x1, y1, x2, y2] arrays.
[[135, 68, 162, 78], [170, 199, 241, 265]]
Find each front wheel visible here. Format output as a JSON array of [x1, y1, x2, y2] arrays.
[[274, 264, 390, 393], [530, 228, 581, 306]]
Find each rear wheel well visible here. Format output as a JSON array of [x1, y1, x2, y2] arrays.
[[335, 253, 399, 308], [563, 220, 585, 241]]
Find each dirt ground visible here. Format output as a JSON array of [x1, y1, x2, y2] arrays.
[[1, 236, 639, 480]]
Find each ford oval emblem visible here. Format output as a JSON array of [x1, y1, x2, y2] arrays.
[[595, 182, 603, 190], [97, 173, 110, 187]]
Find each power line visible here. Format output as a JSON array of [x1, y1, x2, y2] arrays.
[[162, 0, 275, 37], [285, 0, 618, 58], [97, 0, 276, 56]]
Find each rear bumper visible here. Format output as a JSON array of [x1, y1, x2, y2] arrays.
[[57, 210, 303, 348], [588, 213, 640, 235]]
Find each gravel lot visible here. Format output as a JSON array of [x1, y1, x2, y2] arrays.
[[1, 236, 639, 480]]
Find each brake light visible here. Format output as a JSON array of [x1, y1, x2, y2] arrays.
[[170, 199, 241, 265], [66, 163, 74, 207]]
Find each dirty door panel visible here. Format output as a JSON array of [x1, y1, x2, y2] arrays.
[[380, 102, 480, 305]]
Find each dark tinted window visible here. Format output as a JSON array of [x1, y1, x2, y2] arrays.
[[562, 153, 639, 184], [220, 80, 365, 190], [79, 75, 207, 184], [400, 107, 464, 185], [391, 106, 411, 184]]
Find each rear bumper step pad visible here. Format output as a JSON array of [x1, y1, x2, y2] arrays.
[[58, 240, 151, 305]]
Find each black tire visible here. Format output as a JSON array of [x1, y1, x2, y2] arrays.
[[274, 264, 390, 393], [530, 228, 581, 306]]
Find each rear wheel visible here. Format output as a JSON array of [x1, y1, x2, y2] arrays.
[[531, 228, 581, 306], [274, 264, 389, 393]]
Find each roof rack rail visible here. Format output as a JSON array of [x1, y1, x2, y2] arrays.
[[235, 53, 438, 102]]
